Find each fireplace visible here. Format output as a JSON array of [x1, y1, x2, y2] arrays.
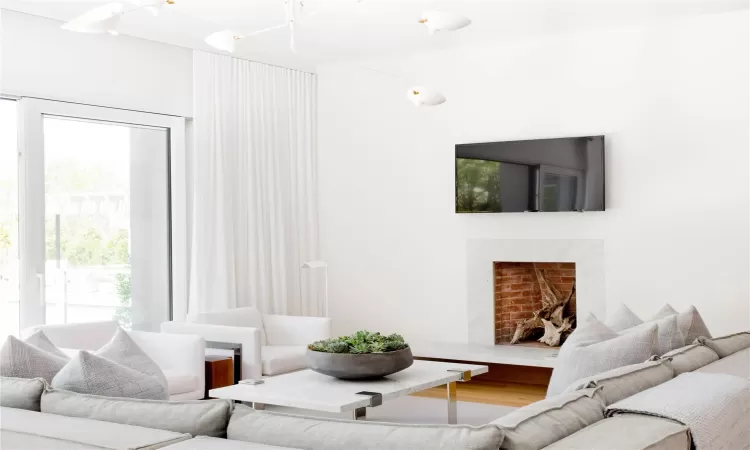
[[494, 262, 577, 346]]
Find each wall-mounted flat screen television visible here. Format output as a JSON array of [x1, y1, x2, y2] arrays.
[[455, 136, 605, 213]]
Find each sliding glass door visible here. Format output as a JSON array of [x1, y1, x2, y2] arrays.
[[17, 98, 186, 332], [0, 99, 20, 337]]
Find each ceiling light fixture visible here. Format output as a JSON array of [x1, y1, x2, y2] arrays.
[[61, 0, 175, 35], [407, 87, 447, 107], [418, 11, 471, 35]]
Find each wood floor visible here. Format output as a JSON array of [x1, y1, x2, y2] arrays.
[[411, 380, 546, 408]]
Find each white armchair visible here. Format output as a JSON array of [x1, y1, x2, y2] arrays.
[[161, 307, 332, 380], [22, 321, 206, 400]]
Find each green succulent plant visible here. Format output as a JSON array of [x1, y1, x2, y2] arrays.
[[307, 330, 409, 354]]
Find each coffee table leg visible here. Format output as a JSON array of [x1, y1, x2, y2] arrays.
[[353, 407, 366, 420], [253, 402, 265, 410], [446, 381, 457, 424]]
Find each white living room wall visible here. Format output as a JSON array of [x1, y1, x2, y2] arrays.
[[0, 10, 193, 117], [317, 10, 750, 342]]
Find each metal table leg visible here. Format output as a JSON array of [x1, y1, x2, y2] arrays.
[[446, 381, 458, 424], [353, 391, 383, 421], [352, 407, 366, 420]]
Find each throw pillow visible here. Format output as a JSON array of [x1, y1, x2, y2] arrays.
[[652, 304, 712, 343], [619, 314, 684, 355], [97, 328, 168, 392], [23, 330, 69, 359], [52, 351, 168, 400], [546, 315, 657, 398], [0, 336, 68, 383], [0, 376, 46, 411], [604, 303, 643, 332], [492, 387, 605, 449]]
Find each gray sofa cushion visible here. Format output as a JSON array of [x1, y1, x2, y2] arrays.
[[652, 304, 712, 343], [228, 404, 504, 450], [0, 406, 190, 450], [697, 332, 750, 358], [491, 387, 605, 450], [0, 336, 68, 383], [541, 414, 690, 450], [23, 331, 68, 359], [97, 328, 169, 393], [52, 350, 168, 400], [619, 315, 684, 356], [658, 344, 719, 375], [163, 436, 295, 449], [562, 359, 674, 405], [0, 377, 45, 411], [547, 315, 658, 397], [604, 303, 644, 332], [41, 387, 233, 438]]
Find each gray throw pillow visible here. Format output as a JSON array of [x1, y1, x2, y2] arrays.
[[0, 336, 68, 383], [41, 387, 232, 438], [52, 351, 168, 400], [23, 331, 68, 359], [97, 328, 168, 392], [604, 303, 643, 332], [227, 405, 505, 450], [652, 304, 712, 343], [491, 387, 605, 450], [0, 376, 46, 411], [546, 315, 658, 398], [619, 314, 684, 355]]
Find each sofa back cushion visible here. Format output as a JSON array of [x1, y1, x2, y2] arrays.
[[562, 359, 674, 405], [190, 307, 267, 345], [0, 377, 45, 411], [228, 405, 504, 450], [618, 315, 684, 356], [491, 387, 605, 450], [541, 414, 691, 450], [546, 315, 658, 398], [659, 343, 719, 375], [41, 387, 233, 437], [1, 406, 190, 450], [698, 332, 750, 358]]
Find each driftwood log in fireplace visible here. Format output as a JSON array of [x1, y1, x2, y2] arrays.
[[510, 267, 576, 347]]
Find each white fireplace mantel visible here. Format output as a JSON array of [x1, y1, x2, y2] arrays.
[[466, 239, 605, 346]]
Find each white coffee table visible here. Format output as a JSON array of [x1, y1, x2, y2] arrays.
[[209, 360, 488, 424]]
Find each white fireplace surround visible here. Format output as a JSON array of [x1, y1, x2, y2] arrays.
[[467, 239, 605, 346]]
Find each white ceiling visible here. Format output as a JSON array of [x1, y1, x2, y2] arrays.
[[2, 0, 748, 71]]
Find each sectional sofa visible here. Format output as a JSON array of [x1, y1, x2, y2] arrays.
[[1, 332, 749, 450]]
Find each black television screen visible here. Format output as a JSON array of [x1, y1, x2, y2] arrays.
[[455, 136, 605, 213]]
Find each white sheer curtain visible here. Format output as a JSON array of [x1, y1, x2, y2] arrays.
[[189, 51, 320, 316]]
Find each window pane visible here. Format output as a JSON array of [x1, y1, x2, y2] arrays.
[[43, 117, 170, 331]]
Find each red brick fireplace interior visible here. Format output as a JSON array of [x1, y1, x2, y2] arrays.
[[494, 262, 577, 345]]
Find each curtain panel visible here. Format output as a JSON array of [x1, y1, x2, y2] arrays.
[[190, 51, 320, 316]]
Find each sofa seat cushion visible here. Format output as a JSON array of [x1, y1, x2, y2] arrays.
[[0, 406, 190, 450], [541, 414, 690, 450], [658, 344, 719, 375], [163, 369, 202, 395], [41, 387, 233, 438], [563, 359, 674, 405], [228, 404, 504, 450], [492, 387, 605, 450], [261, 346, 307, 376], [0, 377, 45, 411], [163, 436, 298, 449]]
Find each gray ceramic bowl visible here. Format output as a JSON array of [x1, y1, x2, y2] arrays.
[[306, 347, 414, 380]]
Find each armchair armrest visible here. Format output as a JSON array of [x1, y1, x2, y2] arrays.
[[128, 331, 205, 397], [161, 322, 263, 380], [262, 314, 332, 346]]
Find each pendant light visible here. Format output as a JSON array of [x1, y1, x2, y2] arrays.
[[61, 2, 124, 35], [407, 87, 447, 107], [419, 11, 471, 35]]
